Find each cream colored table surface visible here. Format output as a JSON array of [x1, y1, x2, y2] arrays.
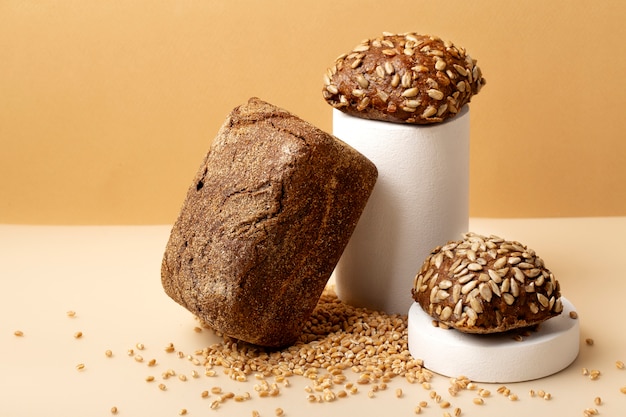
[[1, 218, 625, 417]]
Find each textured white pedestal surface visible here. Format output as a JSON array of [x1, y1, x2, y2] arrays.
[[408, 298, 580, 383]]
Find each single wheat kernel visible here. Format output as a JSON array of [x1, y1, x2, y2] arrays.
[[179, 409, 187, 415], [179, 374, 187, 382], [419, 401, 428, 407], [148, 359, 157, 366], [252, 411, 260, 417], [544, 392, 552, 400], [620, 386, 626, 394], [594, 396, 602, 405], [537, 389, 546, 397], [454, 407, 461, 417], [440, 401, 451, 408], [275, 408, 284, 416], [134, 355, 143, 362], [74, 331, 83, 339], [210, 400, 219, 409], [76, 363, 85, 371], [509, 394, 519, 401], [110, 406, 118, 414], [201, 390, 209, 398], [616, 360, 625, 369], [586, 338, 594, 346], [13, 330, 24, 337], [165, 343, 175, 353], [194, 326, 202, 332], [414, 405, 422, 414], [145, 376, 155, 382], [105, 349, 113, 357], [67, 310, 76, 317], [127, 349, 134, 356], [529, 389, 535, 397], [136, 343, 145, 350], [473, 398, 484, 405], [211, 386, 222, 394], [396, 388, 403, 398], [158, 383, 166, 391]]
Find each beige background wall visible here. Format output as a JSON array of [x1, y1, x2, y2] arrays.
[[1, 1, 625, 224]]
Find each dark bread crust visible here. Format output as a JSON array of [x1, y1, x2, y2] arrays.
[[323, 33, 485, 124], [161, 98, 378, 347], [411, 233, 563, 334]]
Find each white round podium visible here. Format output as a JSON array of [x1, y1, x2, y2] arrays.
[[407, 298, 580, 383]]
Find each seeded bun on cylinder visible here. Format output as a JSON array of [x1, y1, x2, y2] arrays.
[[411, 233, 563, 334], [322, 32, 485, 124]]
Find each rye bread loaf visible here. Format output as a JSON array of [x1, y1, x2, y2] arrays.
[[411, 233, 563, 334], [161, 97, 378, 347], [322, 32, 485, 124]]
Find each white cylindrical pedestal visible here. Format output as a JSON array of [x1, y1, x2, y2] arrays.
[[407, 299, 580, 383], [332, 108, 470, 314]]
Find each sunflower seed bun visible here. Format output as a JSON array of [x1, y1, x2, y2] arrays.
[[322, 32, 485, 124], [411, 233, 563, 334]]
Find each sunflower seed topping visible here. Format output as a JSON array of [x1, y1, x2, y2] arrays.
[[411, 232, 562, 334], [427, 89, 444, 100], [488, 269, 503, 283], [384, 61, 395, 75], [356, 74, 369, 89], [402, 87, 419, 98], [503, 293, 515, 306], [537, 293, 550, 308], [401, 72, 412, 88], [434, 59, 447, 71]]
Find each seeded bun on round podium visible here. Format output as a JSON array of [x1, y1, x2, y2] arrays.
[[412, 233, 563, 334], [408, 232, 579, 383]]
